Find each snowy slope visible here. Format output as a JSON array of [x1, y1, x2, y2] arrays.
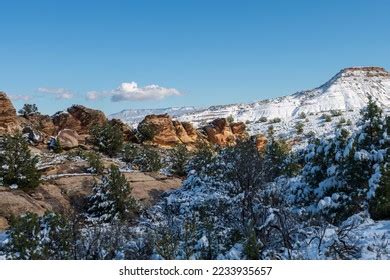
[[111, 67, 390, 130], [109, 107, 198, 127]]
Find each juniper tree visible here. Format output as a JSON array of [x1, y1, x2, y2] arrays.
[[5, 212, 73, 260], [133, 146, 162, 172], [85, 151, 104, 174], [263, 133, 290, 180], [0, 133, 41, 189], [359, 96, 383, 149], [369, 163, 390, 220], [18, 104, 39, 117], [122, 143, 139, 164], [90, 122, 123, 157], [187, 140, 215, 174], [170, 144, 191, 177], [88, 165, 138, 223]]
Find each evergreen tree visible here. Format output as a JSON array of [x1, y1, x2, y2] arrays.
[[85, 151, 104, 174], [187, 140, 215, 174], [5, 212, 73, 260], [369, 163, 390, 220], [359, 96, 383, 149], [18, 104, 39, 117], [122, 143, 139, 164], [90, 122, 123, 157], [133, 146, 162, 172], [0, 133, 41, 189], [170, 144, 191, 177], [88, 165, 138, 223], [263, 132, 290, 180]]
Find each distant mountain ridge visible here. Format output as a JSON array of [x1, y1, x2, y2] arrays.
[[110, 67, 390, 127]]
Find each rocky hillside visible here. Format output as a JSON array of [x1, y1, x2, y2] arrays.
[[111, 67, 390, 128]]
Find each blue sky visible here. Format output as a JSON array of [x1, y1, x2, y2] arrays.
[[1, 0, 390, 115]]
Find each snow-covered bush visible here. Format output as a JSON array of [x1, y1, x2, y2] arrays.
[[87, 165, 138, 223], [169, 144, 191, 177], [4, 212, 73, 260], [85, 151, 104, 174], [90, 122, 123, 157], [0, 133, 41, 190]]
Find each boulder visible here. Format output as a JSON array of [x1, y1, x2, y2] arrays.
[[138, 114, 202, 147], [138, 114, 181, 147], [255, 134, 268, 152], [0, 91, 20, 134], [57, 129, 79, 149], [203, 118, 248, 146], [109, 118, 137, 142], [22, 126, 44, 145], [52, 105, 107, 135]]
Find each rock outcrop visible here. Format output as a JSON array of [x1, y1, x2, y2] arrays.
[[138, 114, 201, 147], [137, 114, 249, 148], [255, 134, 268, 152], [203, 118, 248, 146], [0, 91, 20, 134], [52, 105, 107, 135], [109, 118, 137, 142], [0, 171, 182, 230], [57, 129, 79, 149]]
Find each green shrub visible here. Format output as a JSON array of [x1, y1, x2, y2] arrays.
[[86, 151, 104, 174], [88, 165, 138, 223], [330, 110, 343, 117], [90, 122, 123, 157], [137, 123, 156, 142], [5, 212, 73, 260], [269, 117, 281, 123], [170, 144, 191, 177], [298, 112, 306, 119], [18, 104, 39, 117], [295, 122, 304, 134], [322, 114, 332, 122], [133, 146, 163, 172], [122, 143, 139, 164], [226, 115, 235, 123], [258, 117, 268, 123], [369, 164, 390, 220], [0, 134, 41, 190]]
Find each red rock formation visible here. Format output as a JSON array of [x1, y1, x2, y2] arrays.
[[203, 118, 248, 146], [0, 91, 20, 134], [57, 129, 79, 149], [138, 114, 202, 147], [52, 105, 107, 135], [109, 118, 137, 142]]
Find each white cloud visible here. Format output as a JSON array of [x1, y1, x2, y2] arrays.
[[85, 91, 100, 101], [85, 82, 182, 102], [9, 94, 31, 101], [111, 82, 181, 102], [37, 87, 74, 99]]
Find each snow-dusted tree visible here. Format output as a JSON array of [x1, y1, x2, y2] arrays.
[[18, 103, 39, 117], [170, 144, 191, 177], [122, 143, 139, 164], [90, 122, 123, 157], [186, 140, 215, 174], [5, 212, 73, 260], [85, 151, 104, 174], [369, 161, 390, 220], [263, 132, 290, 180], [87, 165, 138, 223], [358, 96, 383, 149], [0, 133, 41, 190], [132, 146, 162, 172]]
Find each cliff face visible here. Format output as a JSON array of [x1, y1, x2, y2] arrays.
[[137, 114, 249, 148], [0, 92, 20, 134]]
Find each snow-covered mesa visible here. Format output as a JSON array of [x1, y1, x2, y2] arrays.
[[110, 67, 390, 128]]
